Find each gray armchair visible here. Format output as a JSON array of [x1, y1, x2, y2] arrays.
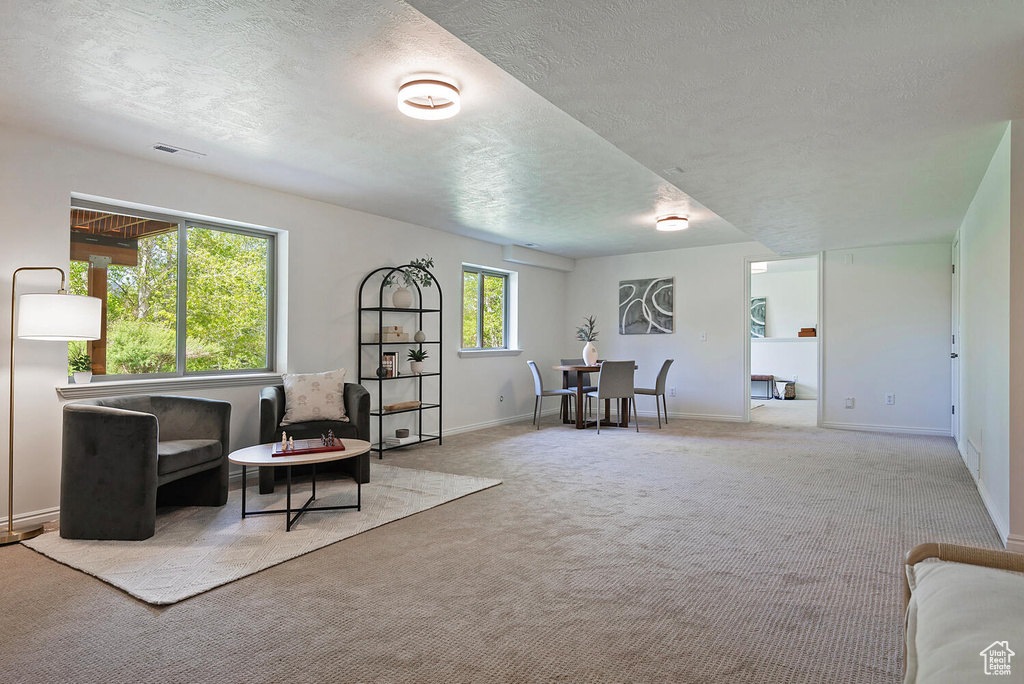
[[258, 383, 370, 494], [61, 395, 231, 541]]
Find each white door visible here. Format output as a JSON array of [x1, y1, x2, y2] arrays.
[[951, 240, 960, 442]]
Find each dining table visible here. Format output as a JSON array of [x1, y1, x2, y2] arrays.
[[552, 363, 638, 430]]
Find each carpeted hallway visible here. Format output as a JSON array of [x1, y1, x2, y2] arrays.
[[0, 414, 1000, 683]]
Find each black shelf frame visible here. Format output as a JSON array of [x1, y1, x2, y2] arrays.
[[358, 265, 442, 459]]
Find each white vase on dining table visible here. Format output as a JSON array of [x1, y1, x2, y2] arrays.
[[582, 341, 598, 366]]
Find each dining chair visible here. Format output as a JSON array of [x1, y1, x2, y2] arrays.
[[527, 360, 577, 430], [561, 357, 596, 417], [635, 359, 674, 428], [586, 360, 639, 434]]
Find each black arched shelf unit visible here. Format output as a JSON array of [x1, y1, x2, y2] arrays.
[[358, 264, 442, 458]]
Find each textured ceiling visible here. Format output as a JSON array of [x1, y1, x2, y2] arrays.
[[406, 0, 1024, 253], [0, 0, 750, 259]]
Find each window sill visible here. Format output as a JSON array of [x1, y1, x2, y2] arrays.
[[56, 372, 283, 400], [457, 348, 524, 359]]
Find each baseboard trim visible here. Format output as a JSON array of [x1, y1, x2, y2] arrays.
[[441, 408, 561, 437], [1007, 533, 1024, 554], [977, 477, 1010, 545], [820, 421, 951, 437], [0, 505, 60, 529]]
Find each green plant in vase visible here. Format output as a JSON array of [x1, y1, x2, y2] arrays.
[[576, 315, 599, 366], [384, 255, 435, 308], [407, 348, 429, 374], [68, 346, 93, 383]]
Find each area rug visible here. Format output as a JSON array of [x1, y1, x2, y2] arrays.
[[24, 463, 501, 605]]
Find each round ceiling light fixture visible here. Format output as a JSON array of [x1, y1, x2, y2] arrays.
[[398, 76, 461, 120], [655, 215, 689, 232]]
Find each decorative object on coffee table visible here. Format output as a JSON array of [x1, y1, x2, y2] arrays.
[[408, 347, 428, 374], [4, 267, 101, 545], [395, 429, 410, 438], [359, 262, 442, 458]]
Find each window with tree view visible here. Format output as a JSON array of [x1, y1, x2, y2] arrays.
[[68, 204, 274, 377], [462, 266, 507, 349]]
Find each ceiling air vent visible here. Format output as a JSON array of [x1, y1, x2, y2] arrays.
[[151, 143, 206, 159]]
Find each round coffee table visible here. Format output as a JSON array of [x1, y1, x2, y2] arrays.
[[229, 439, 371, 531]]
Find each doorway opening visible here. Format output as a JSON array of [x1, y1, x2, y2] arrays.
[[746, 255, 821, 427]]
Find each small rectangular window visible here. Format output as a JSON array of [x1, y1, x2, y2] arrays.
[[69, 203, 275, 378], [461, 266, 508, 350]]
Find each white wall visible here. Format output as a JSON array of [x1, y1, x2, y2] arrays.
[[750, 262, 818, 398], [751, 267, 817, 338], [1007, 120, 1024, 553], [750, 340, 817, 399], [567, 242, 762, 421], [0, 126, 567, 521], [957, 123, 1010, 543], [822, 244, 951, 435]]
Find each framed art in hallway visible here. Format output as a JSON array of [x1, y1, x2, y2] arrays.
[[751, 297, 766, 338], [618, 277, 673, 334]]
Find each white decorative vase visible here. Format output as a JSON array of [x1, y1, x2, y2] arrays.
[[73, 371, 92, 384], [583, 341, 598, 366], [392, 286, 413, 309], [414, 330, 426, 343], [410, 361, 424, 374]]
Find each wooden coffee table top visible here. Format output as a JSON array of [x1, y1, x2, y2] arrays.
[[229, 439, 371, 467]]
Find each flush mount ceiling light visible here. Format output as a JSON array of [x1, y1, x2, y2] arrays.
[[397, 76, 461, 120], [750, 262, 768, 274], [655, 215, 689, 232]]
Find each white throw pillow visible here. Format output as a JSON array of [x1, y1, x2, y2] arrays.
[[905, 561, 1024, 683], [280, 369, 349, 425]]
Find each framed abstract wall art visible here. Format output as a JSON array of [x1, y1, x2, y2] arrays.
[[619, 277, 674, 334]]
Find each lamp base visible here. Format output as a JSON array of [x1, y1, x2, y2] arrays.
[[0, 525, 44, 545]]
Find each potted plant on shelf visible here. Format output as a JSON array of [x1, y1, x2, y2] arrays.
[[69, 346, 93, 384], [407, 348, 429, 374], [576, 315, 599, 366], [384, 255, 435, 308]]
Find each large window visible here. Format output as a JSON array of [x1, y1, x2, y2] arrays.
[[68, 202, 275, 377], [462, 266, 508, 350]]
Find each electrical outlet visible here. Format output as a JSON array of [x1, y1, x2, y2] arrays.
[[845, 397, 855, 409], [699, 332, 707, 342], [669, 387, 676, 397], [885, 393, 895, 406]]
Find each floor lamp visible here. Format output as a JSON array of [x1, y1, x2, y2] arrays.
[[1, 267, 101, 545]]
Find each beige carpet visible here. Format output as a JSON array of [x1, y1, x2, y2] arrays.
[[0, 414, 999, 683], [23, 464, 500, 605]]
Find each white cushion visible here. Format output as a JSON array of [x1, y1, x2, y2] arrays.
[[280, 369, 349, 425], [905, 561, 1024, 682]]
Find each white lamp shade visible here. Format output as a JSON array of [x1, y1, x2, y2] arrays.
[[18, 294, 102, 341]]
